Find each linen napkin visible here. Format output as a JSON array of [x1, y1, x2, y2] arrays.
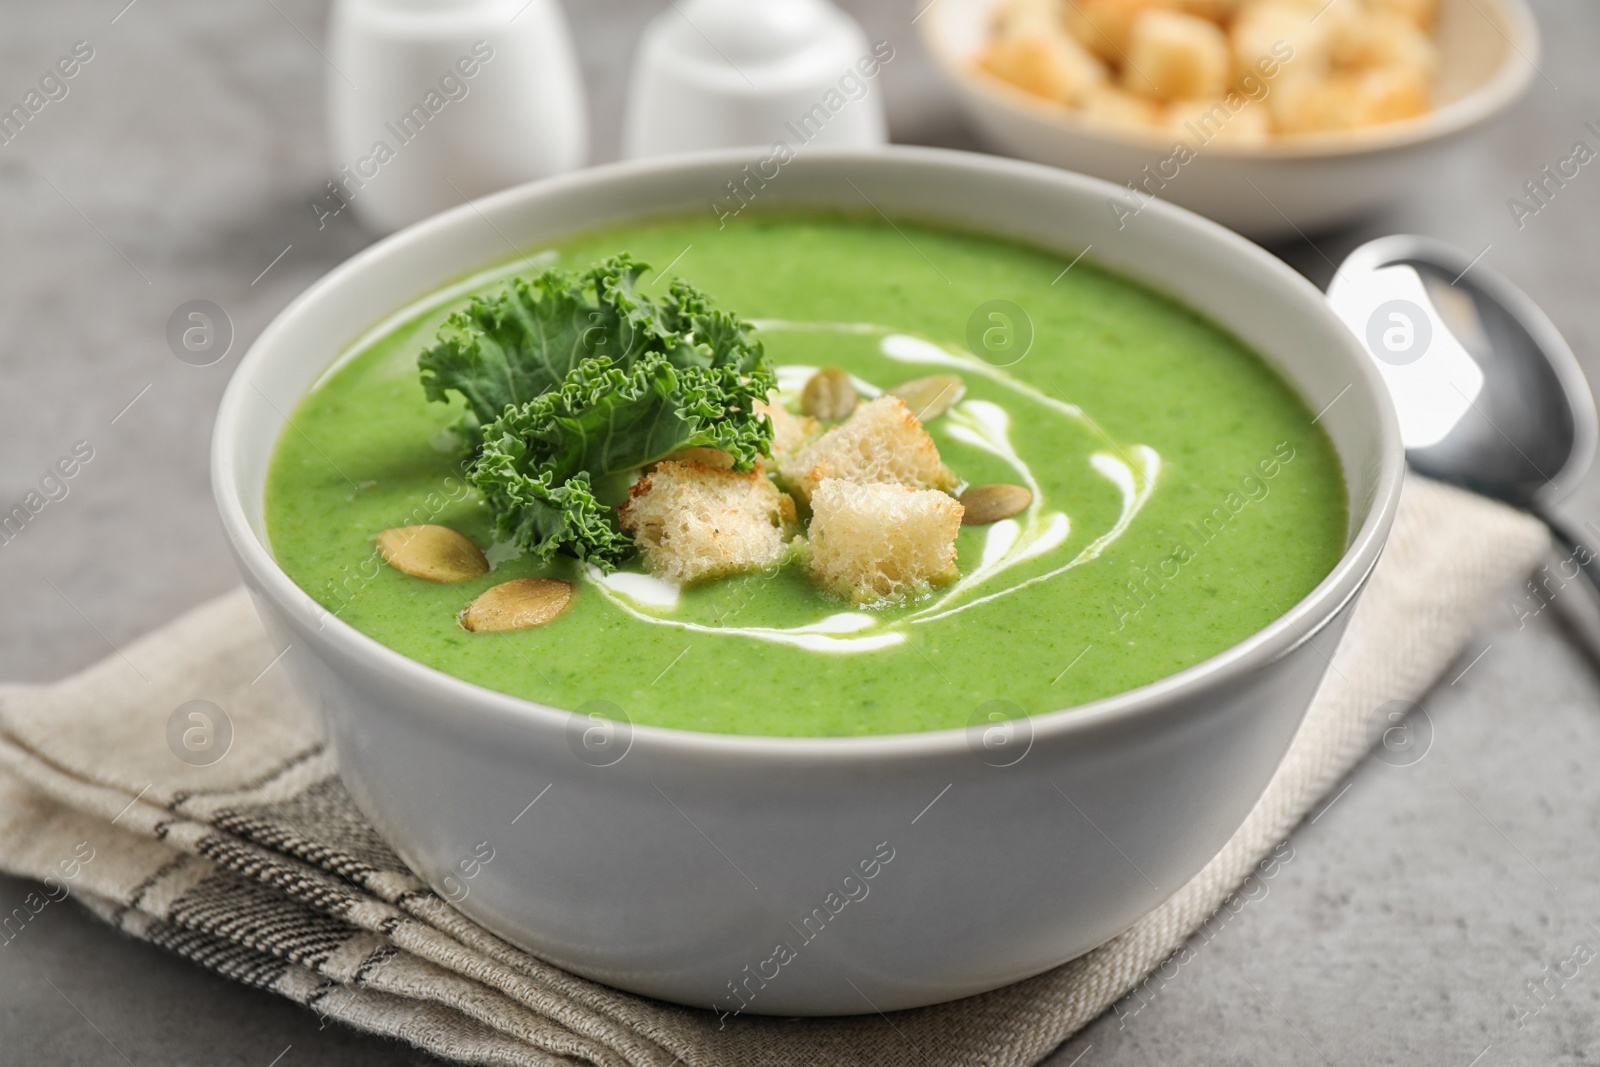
[[0, 474, 1550, 1067]]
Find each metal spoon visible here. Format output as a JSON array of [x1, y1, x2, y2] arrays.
[[1327, 235, 1600, 607]]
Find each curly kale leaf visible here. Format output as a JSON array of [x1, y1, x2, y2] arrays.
[[419, 256, 769, 443], [418, 255, 652, 442], [420, 255, 775, 569]]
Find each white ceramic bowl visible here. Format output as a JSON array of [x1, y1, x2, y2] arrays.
[[919, 0, 1539, 238], [213, 147, 1403, 1015]]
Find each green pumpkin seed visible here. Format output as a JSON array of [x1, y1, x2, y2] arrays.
[[889, 374, 965, 422], [661, 447, 735, 469], [376, 525, 490, 583], [958, 484, 1033, 526], [460, 578, 575, 632], [801, 366, 857, 420]]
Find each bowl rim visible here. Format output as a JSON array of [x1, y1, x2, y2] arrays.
[[212, 145, 1405, 762], [917, 0, 1541, 161]]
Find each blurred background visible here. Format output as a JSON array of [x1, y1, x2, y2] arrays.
[[1, 0, 1598, 1062]]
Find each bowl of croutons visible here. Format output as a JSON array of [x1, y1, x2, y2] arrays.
[[921, 0, 1538, 236]]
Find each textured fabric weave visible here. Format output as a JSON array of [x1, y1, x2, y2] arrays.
[[0, 475, 1548, 1066]]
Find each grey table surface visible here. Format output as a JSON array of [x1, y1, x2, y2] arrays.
[[2, 0, 1598, 1063]]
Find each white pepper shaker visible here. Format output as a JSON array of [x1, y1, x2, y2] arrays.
[[325, 0, 588, 235], [621, 0, 889, 159]]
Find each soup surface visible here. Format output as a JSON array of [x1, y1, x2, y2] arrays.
[[265, 214, 1346, 736]]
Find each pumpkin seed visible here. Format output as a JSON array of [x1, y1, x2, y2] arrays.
[[662, 447, 735, 469], [958, 484, 1033, 526], [376, 525, 489, 583], [460, 578, 575, 633], [801, 366, 857, 420], [889, 374, 965, 422]]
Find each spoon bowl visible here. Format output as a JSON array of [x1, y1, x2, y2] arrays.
[[1330, 235, 1595, 510], [1330, 235, 1600, 615]]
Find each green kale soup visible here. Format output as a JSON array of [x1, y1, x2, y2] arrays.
[[264, 214, 1347, 737]]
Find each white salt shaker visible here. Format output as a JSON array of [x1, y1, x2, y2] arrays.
[[621, 0, 890, 159], [325, 0, 588, 235]]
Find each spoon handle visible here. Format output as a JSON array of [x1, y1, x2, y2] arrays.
[[1528, 502, 1600, 664]]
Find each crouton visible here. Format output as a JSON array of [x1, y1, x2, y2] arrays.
[[1063, 0, 1178, 65], [977, 26, 1108, 105], [755, 394, 820, 464], [618, 461, 797, 585], [1175, 0, 1248, 20], [1167, 95, 1271, 145], [1265, 75, 1328, 133], [1081, 85, 1165, 127], [1328, 10, 1439, 76], [1230, 0, 1332, 81], [778, 396, 957, 505], [1361, 0, 1436, 29], [1268, 66, 1429, 132], [1123, 10, 1232, 100], [990, 0, 1069, 39], [1335, 66, 1432, 125], [807, 479, 964, 605]]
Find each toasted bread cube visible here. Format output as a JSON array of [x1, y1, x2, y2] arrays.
[[1064, 0, 1178, 65], [1167, 95, 1271, 144], [1175, 0, 1249, 20], [1123, 10, 1232, 100], [755, 393, 820, 464], [990, 0, 1069, 38], [1081, 85, 1166, 127], [1337, 66, 1431, 125], [807, 480, 963, 605], [618, 461, 797, 584], [1362, 0, 1436, 29], [977, 27, 1108, 105], [1231, 0, 1332, 81], [1329, 10, 1438, 77], [1266, 74, 1331, 133], [778, 396, 956, 504], [1268, 66, 1429, 132]]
